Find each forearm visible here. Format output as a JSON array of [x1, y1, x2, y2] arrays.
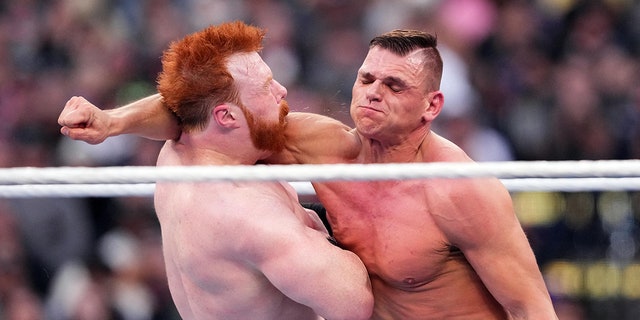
[[108, 94, 180, 140], [504, 272, 558, 319], [472, 236, 557, 319]]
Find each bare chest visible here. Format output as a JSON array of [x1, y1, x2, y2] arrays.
[[316, 180, 456, 289]]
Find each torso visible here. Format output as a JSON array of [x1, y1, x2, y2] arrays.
[[154, 143, 323, 320], [312, 132, 506, 319]]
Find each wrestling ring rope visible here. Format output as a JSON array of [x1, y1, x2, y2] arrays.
[[1, 160, 640, 197]]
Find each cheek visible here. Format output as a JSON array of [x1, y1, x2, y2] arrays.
[[350, 87, 372, 112], [351, 83, 365, 97]]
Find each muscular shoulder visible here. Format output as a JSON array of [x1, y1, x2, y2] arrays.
[[429, 178, 514, 252], [425, 133, 515, 243], [161, 186, 303, 267], [156, 140, 179, 165], [425, 132, 472, 163], [213, 185, 310, 250], [267, 112, 361, 164], [161, 183, 297, 233]]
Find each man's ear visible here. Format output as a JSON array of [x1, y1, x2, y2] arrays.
[[212, 104, 238, 128], [423, 91, 444, 122]]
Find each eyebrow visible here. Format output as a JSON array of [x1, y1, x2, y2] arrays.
[[361, 71, 408, 88]]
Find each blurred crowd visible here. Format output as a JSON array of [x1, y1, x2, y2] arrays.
[[0, 0, 639, 319]]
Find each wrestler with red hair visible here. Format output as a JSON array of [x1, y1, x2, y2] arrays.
[[62, 21, 373, 320]]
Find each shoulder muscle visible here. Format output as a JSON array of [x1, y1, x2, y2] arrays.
[[267, 112, 360, 164]]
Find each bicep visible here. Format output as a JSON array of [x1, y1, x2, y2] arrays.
[[438, 179, 550, 312]]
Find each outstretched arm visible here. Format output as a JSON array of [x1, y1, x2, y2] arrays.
[[58, 94, 180, 144]]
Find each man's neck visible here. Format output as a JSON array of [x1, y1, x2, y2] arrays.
[[173, 136, 261, 166], [360, 129, 432, 163]]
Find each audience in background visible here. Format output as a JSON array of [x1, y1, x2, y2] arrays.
[[1, 0, 639, 319]]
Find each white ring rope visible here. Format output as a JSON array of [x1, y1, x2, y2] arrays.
[[1, 160, 640, 185], [1, 179, 640, 198], [0, 160, 639, 197]]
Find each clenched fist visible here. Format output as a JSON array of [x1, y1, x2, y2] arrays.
[[58, 96, 112, 144]]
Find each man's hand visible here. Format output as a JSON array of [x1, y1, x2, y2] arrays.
[[58, 96, 111, 144]]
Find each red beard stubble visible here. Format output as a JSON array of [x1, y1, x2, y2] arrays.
[[243, 99, 290, 152]]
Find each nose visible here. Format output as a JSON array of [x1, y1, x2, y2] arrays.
[[366, 80, 382, 102], [272, 80, 288, 102]]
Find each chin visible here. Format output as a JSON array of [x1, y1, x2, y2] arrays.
[[355, 118, 375, 132]]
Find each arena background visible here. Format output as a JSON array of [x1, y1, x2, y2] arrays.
[[1, 0, 639, 319]]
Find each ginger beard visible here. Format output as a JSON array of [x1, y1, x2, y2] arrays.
[[241, 99, 290, 152]]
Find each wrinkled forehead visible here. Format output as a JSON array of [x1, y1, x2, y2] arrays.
[[359, 47, 429, 90], [227, 52, 270, 81], [360, 46, 427, 74]]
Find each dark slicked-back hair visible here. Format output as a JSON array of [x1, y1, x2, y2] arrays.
[[369, 29, 443, 91], [157, 21, 265, 132]]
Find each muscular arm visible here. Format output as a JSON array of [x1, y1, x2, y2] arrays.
[[58, 94, 180, 144], [265, 112, 360, 165], [435, 177, 558, 319], [58, 98, 355, 162], [246, 202, 373, 319]]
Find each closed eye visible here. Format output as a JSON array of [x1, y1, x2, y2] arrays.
[[383, 77, 407, 92], [359, 72, 406, 92], [359, 73, 374, 84]]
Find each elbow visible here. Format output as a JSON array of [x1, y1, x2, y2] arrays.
[[351, 292, 374, 320], [347, 276, 374, 319], [503, 301, 558, 320], [327, 290, 374, 320], [355, 294, 374, 320]]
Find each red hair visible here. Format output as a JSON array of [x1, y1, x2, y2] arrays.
[[157, 21, 265, 132]]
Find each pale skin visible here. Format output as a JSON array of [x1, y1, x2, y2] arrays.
[[59, 47, 557, 319], [71, 52, 374, 320]]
